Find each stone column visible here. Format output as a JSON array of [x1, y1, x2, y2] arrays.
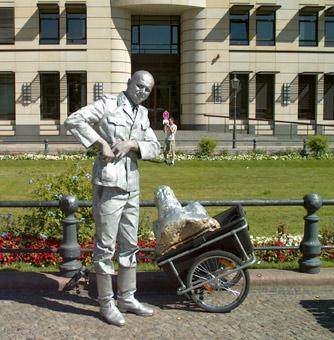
[[110, 7, 132, 95], [180, 8, 207, 130]]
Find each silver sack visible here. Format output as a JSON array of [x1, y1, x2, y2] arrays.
[[153, 185, 220, 256]]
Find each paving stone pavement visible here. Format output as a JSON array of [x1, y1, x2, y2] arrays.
[[0, 285, 333, 340]]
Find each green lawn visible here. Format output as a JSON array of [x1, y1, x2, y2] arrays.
[[0, 158, 333, 237]]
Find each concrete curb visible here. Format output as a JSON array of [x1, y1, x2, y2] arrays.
[[0, 268, 333, 294]]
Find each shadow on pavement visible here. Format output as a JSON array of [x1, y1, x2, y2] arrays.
[[0, 271, 206, 317], [300, 300, 334, 332], [140, 293, 205, 314], [0, 291, 100, 320], [0, 272, 61, 291], [0, 290, 207, 320]]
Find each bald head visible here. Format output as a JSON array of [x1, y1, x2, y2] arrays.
[[125, 70, 155, 105]]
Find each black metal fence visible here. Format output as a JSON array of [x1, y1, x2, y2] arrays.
[[1, 193, 334, 276]]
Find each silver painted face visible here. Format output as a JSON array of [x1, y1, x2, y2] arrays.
[[126, 72, 154, 105]]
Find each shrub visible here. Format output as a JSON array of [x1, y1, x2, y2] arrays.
[[85, 144, 99, 158], [0, 213, 17, 235], [307, 135, 330, 156], [138, 209, 155, 241], [197, 137, 217, 157], [19, 163, 95, 242], [17, 162, 156, 244]]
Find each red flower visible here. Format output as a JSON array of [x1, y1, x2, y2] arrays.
[[275, 241, 285, 247], [277, 253, 285, 262]]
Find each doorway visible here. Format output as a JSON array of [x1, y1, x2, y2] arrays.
[[131, 15, 180, 129], [256, 74, 274, 120], [145, 85, 171, 127]]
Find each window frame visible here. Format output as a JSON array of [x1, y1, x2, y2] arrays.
[[0, 7, 15, 45], [66, 5, 87, 45], [39, 6, 59, 45], [256, 11, 276, 46], [325, 14, 334, 47], [131, 15, 180, 54], [230, 11, 249, 46], [0, 72, 15, 120], [299, 12, 318, 47]]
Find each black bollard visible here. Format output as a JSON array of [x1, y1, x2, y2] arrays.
[[299, 193, 322, 274], [44, 139, 49, 155], [59, 196, 82, 277], [301, 139, 309, 158], [253, 139, 257, 152]]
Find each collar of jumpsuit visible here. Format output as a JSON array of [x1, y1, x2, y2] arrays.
[[118, 92, 139, 121]]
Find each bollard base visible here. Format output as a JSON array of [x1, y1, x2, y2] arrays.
[[298, 258, 321, 274], [59, 260, 82, 278]]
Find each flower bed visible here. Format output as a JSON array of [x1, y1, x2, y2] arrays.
[[0, 233, 62, 267], [0, 233, 157, 267], [251, 233, 334, 263], [0, 232, 333, 268], [0, 150, 333, 162]]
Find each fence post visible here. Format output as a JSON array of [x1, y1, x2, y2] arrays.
[[59, 195, 82, 277], [299, 193, 322, 274]]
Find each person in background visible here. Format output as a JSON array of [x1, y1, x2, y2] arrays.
[[163, 117, 177, 165], [64, 70, 160, 327]]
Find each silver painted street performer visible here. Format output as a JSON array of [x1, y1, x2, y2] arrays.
[[64, 70, 160, 326]]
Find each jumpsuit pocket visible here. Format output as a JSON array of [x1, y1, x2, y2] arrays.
[[106, 116, 127, 139], [101, 161, 118, 183], [139, 122, 149, 139]]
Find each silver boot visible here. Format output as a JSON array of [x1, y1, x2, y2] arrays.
[[96, 273, 125, 326], [117, 266, 154, 317]]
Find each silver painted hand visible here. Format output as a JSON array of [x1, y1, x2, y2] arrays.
[[111, 140, 138, 160], [96, 138, 115, 162]]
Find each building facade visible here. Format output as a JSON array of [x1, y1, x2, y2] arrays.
[[1, 0, 334, 145]]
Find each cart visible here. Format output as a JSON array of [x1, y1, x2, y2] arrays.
[[156, 205, 255, 313], [64, 205, 255, 313]]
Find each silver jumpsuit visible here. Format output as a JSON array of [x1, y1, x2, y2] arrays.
[[64, 92, 160, 274]]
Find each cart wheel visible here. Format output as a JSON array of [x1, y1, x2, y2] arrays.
[[186, 250, 250, 313]]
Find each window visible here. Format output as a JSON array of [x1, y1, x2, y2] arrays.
[[229, 73, 249, 119], [0, 7, 14, 44], [298, 74, 316, 120], [256, 12, 275, 46], [299, 13, 318, 46], [230, 12, 249, 45], [325, 15, 334, 47], [131, 16, 179, 54], [67, 72, 87, 115], [0, 72, 15, 120], [324, 74, 334, 120], [39, 5, 59, 44], [66, 5, 86, 44], [256, 74, 275, 120], [40, 73, 60, 119]]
